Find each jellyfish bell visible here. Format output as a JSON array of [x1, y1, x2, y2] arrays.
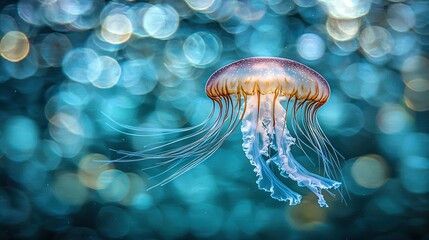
[[105, 57, 344, 207], [206, 57, 330, 103]]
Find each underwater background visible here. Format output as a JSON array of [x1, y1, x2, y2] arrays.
[[0, 0, 429, 239]]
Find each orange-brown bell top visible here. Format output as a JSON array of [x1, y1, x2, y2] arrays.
[[205, 57, 330, 103]]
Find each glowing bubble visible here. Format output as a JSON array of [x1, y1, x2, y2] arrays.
[[97, 169, 130, 202], [130, 3, 152, 38], [129, 192, 153, 210], [401, 56, 429, 111], [183, 32, 221, 67], [287, 195, 327, 230], [390, 32, 416, 56], [297, 33, 325, 60], [401, 55, 429, 111], [326, 17, 360, 41], [40, 33, 72, 67], [62, 48, 102, 84], [237, 0, 266, 21], [377, 104, 411, 134], [328, 37, 360, 56], [185, 97, 212, 126], [233, 1, 255, 22], [43, 1, 78, 25], [339, 63, 380, 101], [120, 60, 145, 87], [387, 3, 415, 33], [72, 14, 101, 31], [359, 26, 393, 58], [401, 55, 429, 84], [0, 31, 30, 62], [119, 59, 158, 95], [294, 0, 317, 8], [164, 39, 196, 79], [78, 153, 113, 190], [120, 173, 150, 207], [18, 0, 43, 26], [143, 4, 179, 39], [2, 116, 39, 161], [219, 2, 252, 34], [351, 155, 388, 189], [267, 0, 295, 15], [58, 0, 94, 15], [405, 78, 429, 92], [89, 56, 121, 89], [404, 82, 429, 112], [71, 0, 105, 31], [185, 0, 216, 11], [319, 95, 365, 136], [89, 32, 123, 53], [58, 82, 91, 107], [101, 14, 133, 44], [53, 172, 88, 206], [220, 17, 249, 34], [205, 0, 236, 21], [319, 0, 371, 19], [48, 111, 84, 145]]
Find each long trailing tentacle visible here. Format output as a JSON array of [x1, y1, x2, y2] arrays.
[[268, 96, 341, 207], [101, 95, 242, 189], [305, 102, 349, 201], [150, 94, 243, 188], [282, 96, 347, 203], [101, 111, 213, 136]]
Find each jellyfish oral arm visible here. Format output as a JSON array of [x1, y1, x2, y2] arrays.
[[271, 99, 341, 207], [241, 94, 341, 207], [241, 94, 302, 205]]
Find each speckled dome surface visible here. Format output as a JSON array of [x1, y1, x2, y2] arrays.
[[206, 57, 330, 103]]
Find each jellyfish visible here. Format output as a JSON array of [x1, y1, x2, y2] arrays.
[[105, 57, 343, 207]]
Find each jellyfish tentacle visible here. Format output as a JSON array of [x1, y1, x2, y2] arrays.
[[147, 96, 242, 188], [241, 95, 302, 205], [292, 100, 347, 202], [272, 99, 341, 207], [101, 96, 242, 190], [101, 111, 213, 136]]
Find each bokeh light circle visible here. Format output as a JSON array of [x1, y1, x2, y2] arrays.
[[143, 4, 179, 39], [101, 13, 133, 44], [62, 48, 102, 84], [0, 31, 30, 62], [351, 155, 388, 189], [183, 32, 221, 67], [89, 55, 121, 89], [297, 33, 325, 60]]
